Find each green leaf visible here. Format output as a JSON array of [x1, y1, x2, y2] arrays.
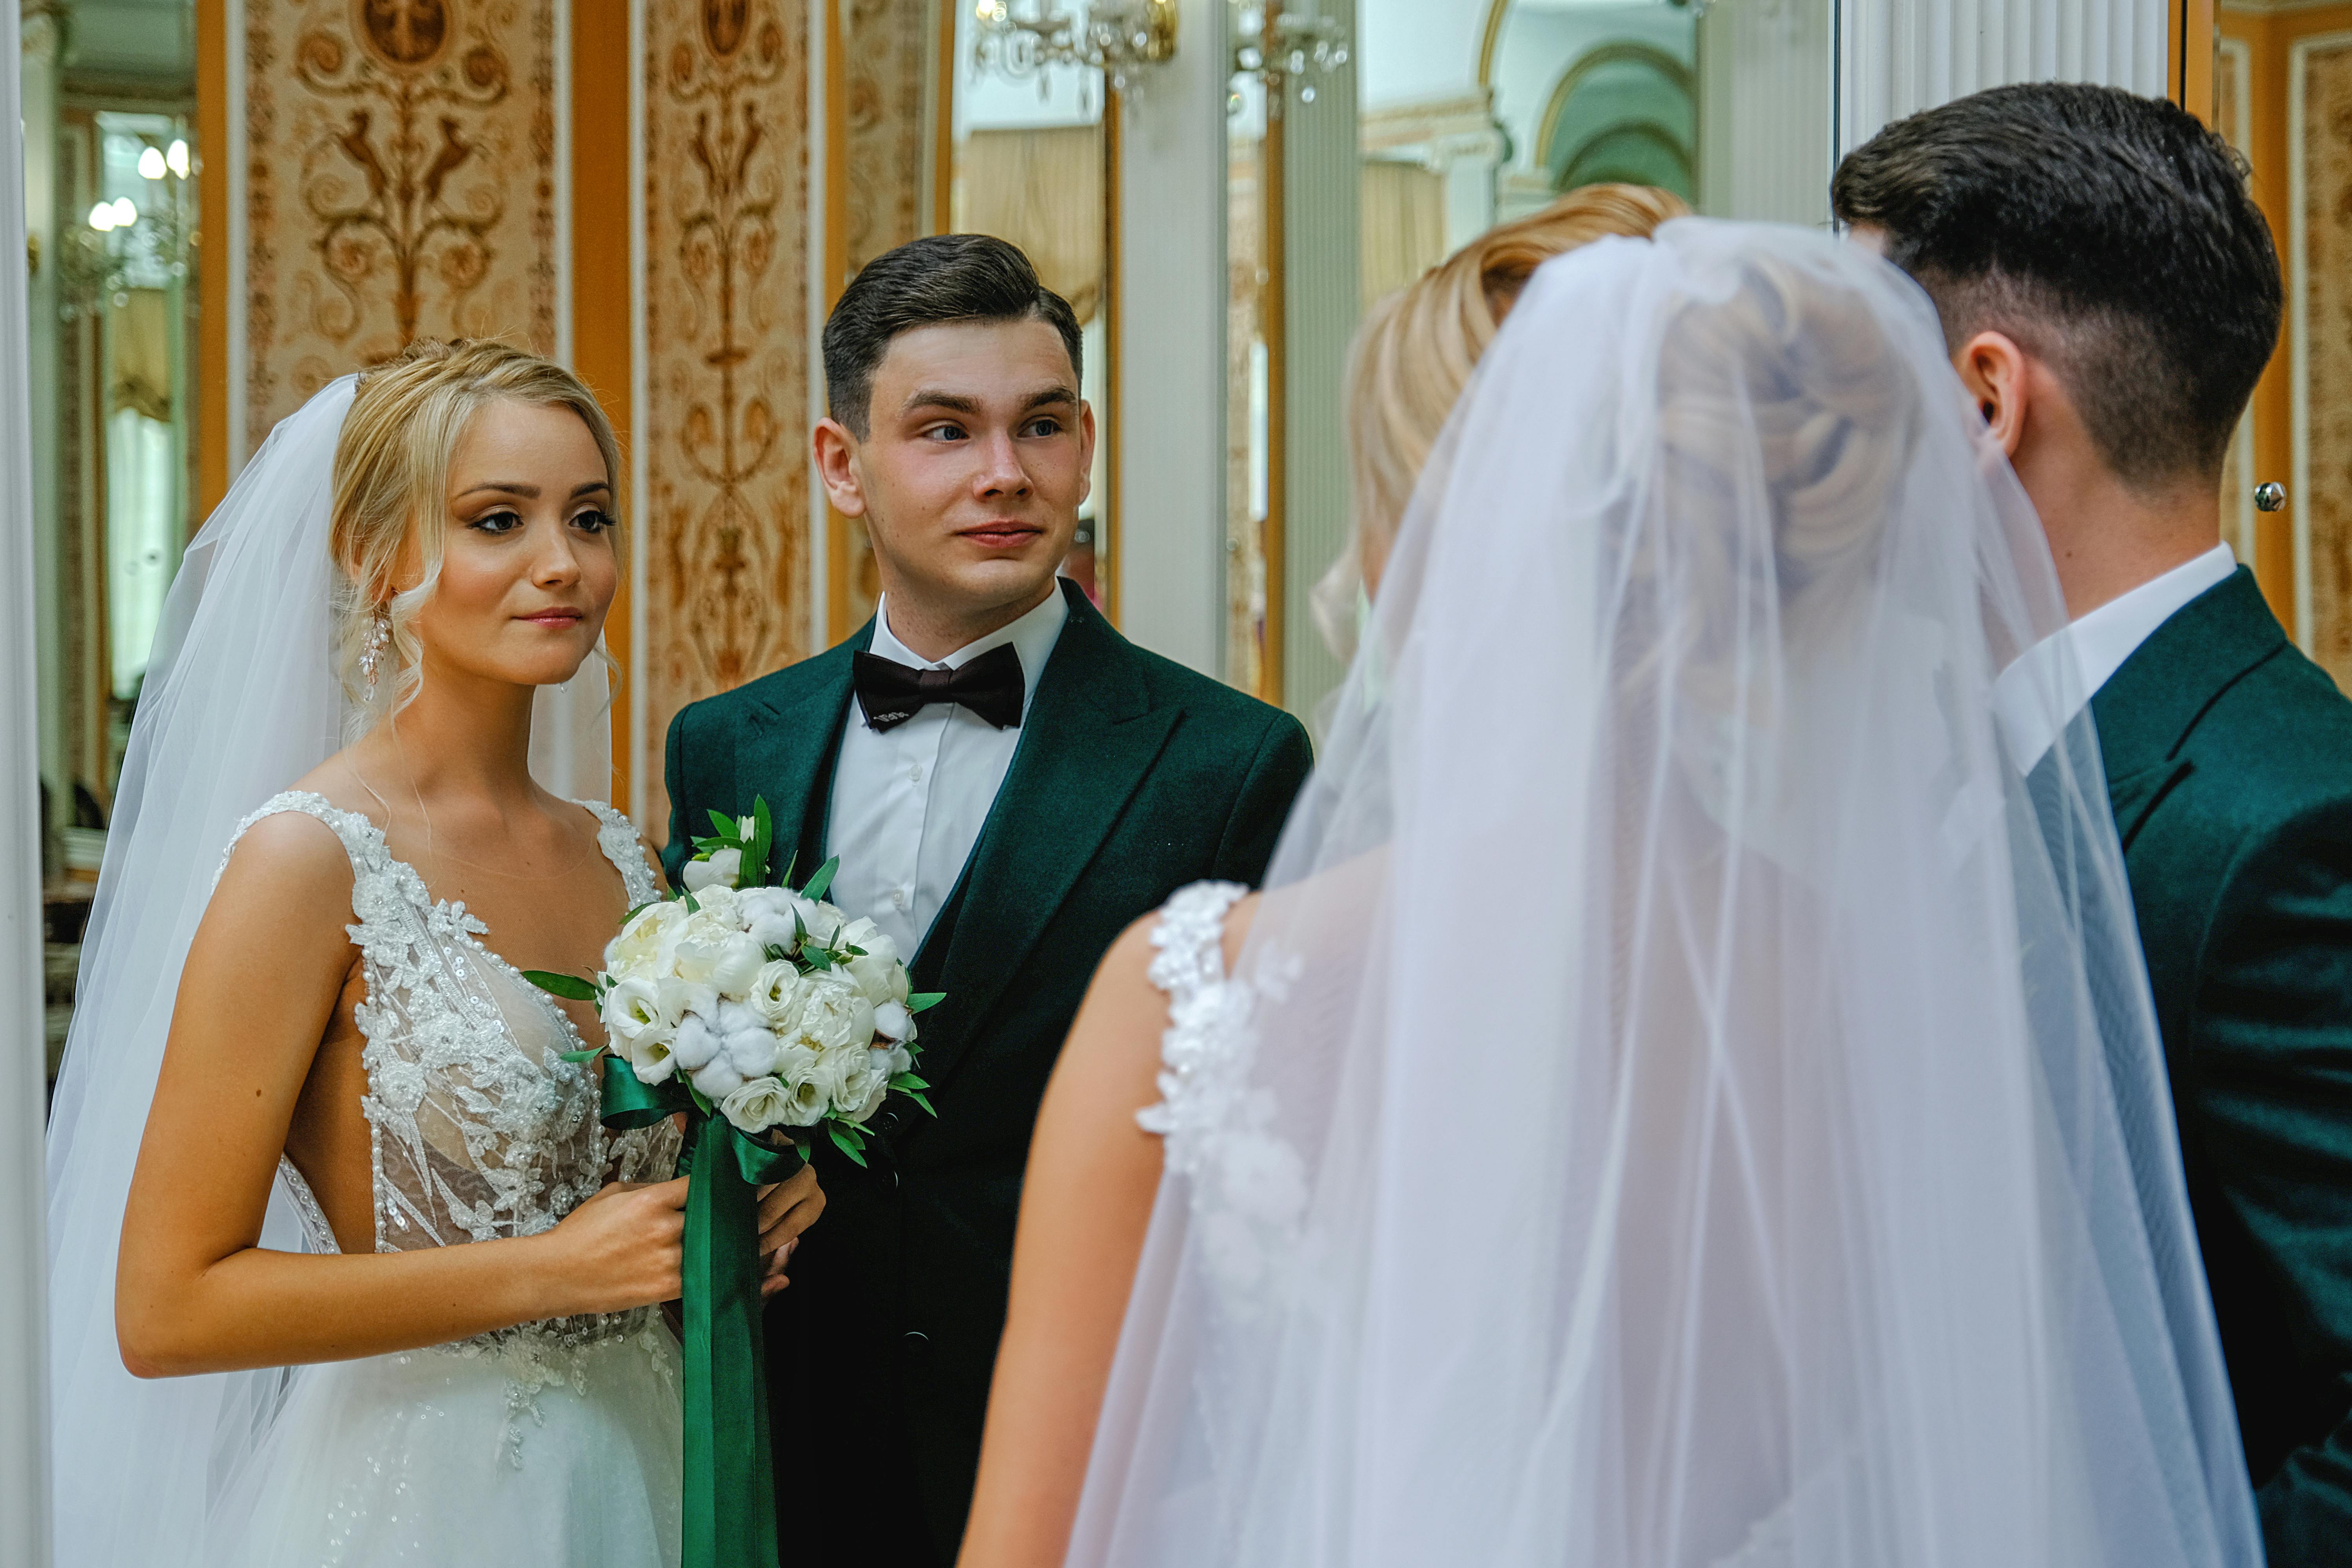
[[744, 797, 776, 888], [523, 969, 601, 1002], [683, 890, 701, 915], [708, 808, 740, 840], [906, 991, 947, 1014], [803, 946, 834, 972], [558, 1048, 605, 1063], [844, 945, 866, 957], [764, 945, 789, 963], [828, 1123, 869, 1167], [889, 1072, 930, 1092], [799, 856, 840, 904], [623, 901, 659, 924], [903, 1091, 937, 1118]]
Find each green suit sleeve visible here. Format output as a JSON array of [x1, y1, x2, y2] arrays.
[[660, 702, 695, 892], [1212, 711, 1314, 887], [2196, 800, 2352, 1557]]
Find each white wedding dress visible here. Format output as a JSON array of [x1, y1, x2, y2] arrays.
[[208, 791, 684, 1567], [44, 367, 685, 1568]]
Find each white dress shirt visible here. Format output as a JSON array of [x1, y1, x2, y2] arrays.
[[1992, 543, 2238, 769], [825, 588, 1069, 958]]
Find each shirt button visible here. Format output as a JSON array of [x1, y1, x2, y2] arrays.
[[891, 889, 908, 910], [907, 765, 922, 784]]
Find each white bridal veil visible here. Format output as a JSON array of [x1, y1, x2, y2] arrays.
[[42, 375, 610, 1565], [1069, 221, 2261, 1568]]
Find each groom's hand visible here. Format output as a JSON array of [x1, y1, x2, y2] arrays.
[[755, 1163, 826, 1298]]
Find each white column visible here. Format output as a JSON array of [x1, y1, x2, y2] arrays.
[[1279, 0, 1361, 724], [1697, 0, 1835, 227], [2, 1, 56, 1561], [22, 4, 60, 851], [1838, 0, 2169, 155], [1113, 0, 1228, 676]]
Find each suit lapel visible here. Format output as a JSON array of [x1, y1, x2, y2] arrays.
[[2107, 758, 2194, 851], [2091, 567, 2283, 783], [918, 585, 1176, 1089], [745, 624, 869, 880]]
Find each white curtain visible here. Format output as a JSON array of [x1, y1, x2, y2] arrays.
[[2, 0, 56, 1556]]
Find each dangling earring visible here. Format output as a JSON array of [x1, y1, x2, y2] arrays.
[[360, 610, 391, 700]]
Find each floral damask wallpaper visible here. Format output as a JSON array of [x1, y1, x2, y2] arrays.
[[2302, 36, 2352, 689], [243, 0, 559, 446], [833, 0, 936, 636], [641, 0, 811, 833]]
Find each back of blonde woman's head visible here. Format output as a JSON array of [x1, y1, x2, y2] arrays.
[[332, 338, 621, 734], [1341, 184, 1691, 594]]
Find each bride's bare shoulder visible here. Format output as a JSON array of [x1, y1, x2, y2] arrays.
[[209, 753, 381, 908], [1075, 890, 1263, 1052]]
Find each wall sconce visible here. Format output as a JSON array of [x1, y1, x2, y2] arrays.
[[972, 0, 1178, 95]]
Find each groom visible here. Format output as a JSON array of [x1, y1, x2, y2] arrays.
[[1835, 87, 2352, 1560], [662, 234, 1312, 1565]]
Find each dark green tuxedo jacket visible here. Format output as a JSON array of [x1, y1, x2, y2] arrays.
[[2096, 566, 2352, 1562], [661, 580, 1312, 1565]]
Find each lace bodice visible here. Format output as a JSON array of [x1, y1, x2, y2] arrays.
[[1136, 880, 1307, 1302], [227, 791, 681, 1355]]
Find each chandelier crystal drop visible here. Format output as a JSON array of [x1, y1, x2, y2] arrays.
[[971, 0, 1178, 96]]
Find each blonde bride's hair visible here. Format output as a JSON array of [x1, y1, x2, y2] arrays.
[[1320, 183, 1690, 650], [330, 339, 623, 737]]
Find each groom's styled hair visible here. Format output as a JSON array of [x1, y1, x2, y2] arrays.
[[1831, 83, 2280, 490], [823, 234, 1085, 439]]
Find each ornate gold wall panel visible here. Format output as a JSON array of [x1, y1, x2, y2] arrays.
[[2298, 33, 2352, 688], [641, 0, 809, 834], [242, 0, 559, 444], [832, 0, 936, 639]]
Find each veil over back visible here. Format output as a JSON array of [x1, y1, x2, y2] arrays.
[[1069, 221, 2261, 1567]]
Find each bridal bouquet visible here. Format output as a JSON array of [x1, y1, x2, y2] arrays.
[[537, 801, 940, 1166], [524, 798, 939, 1568]]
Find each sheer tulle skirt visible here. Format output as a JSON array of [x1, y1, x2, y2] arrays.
[[212, 1328, 682, 1568]]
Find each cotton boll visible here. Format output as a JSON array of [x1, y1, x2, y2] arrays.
[[690, 1058, 746, 1101], [748, 913, 799, 956], [671, 1011, 721, 1073], [715, 998, 765, 1036], [872, 1001, 913, 1042], [724, 1025, 780, 1079]]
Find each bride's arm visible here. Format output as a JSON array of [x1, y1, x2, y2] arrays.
[[958, 898, 1258, 1568], [114, 813, 688, 1379]]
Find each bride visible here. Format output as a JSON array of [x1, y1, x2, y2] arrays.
[[962, 220, 2265, 1566], [45, 339, 823, 1567]]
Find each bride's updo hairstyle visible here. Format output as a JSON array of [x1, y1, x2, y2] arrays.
[[330, 338, 622, 733], [1326, 183, 1689, 642]]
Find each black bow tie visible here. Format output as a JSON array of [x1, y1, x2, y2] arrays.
[[853, 642, 1025, 733]]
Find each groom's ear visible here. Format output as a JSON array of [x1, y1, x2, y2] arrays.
[[812, 417, 868, 518], [1952, 330, 2031, 461]]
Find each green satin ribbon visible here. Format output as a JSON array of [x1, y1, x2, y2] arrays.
[[601, 1058, 801, 1568]]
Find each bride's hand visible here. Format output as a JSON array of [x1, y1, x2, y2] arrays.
[[756, 1163, 826, 1298], [544, 1177, 690, 1313]]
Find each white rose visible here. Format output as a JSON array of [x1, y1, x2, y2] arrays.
[[750, 961, 808, 1026], [720, 1076, 795, 1135], [784, 973, 876, 1055], [627, 1030, 681, 1085], [841, 926, 908, 1005], [671, 1010, 722, 1073], [601, 976, 680, 1044], [834, 1063, 891, 1124], [871, 1000, 914, 1042], [799, 901, 849, 949], [735, 886, 799, 923], [690, 1057, 746, 1101], [773, 1044, 830, 1127], [686, 884, 745, 928], [681, 847, 740, 892], [605, 900, 689, 978], [675, 929, 765, 995]]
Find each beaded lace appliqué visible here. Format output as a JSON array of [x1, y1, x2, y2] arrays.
[[1136, 880, 1308, 1307], [226, 792, 682, 1461]]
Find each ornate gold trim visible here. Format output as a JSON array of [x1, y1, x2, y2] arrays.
[[1476, 0, 1509, 87]]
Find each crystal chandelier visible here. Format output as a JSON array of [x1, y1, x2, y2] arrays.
[[1230, 4, 1348, 108], [971, 0, 1179, 94]]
